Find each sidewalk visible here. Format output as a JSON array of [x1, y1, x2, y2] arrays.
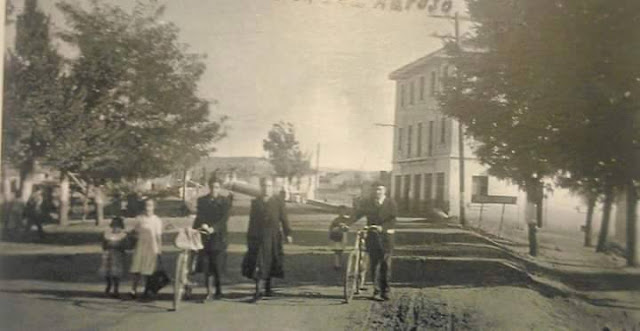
[[456, 219, 640, 311]]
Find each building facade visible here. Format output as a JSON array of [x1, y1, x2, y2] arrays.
[[389, 48, 522, 218]]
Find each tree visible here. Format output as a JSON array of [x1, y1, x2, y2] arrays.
[[263, 122, 311, 183], [441, 0, 640, 258], [44, 1, 226, 223], [3, 0, 63, 202]]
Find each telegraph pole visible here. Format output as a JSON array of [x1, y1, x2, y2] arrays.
[[454, 12, 466, 226], [315, 143, 320, 198], [0, 0, 6, 200]]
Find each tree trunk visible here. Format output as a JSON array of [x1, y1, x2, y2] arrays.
[[626, 181, 638, 267], [536, 187, 544, 228], [528, 223, 538, 256], [59, 172, 70, 226], [181, 169, 188, 203], [2, 163, 11, 200], [82, 182, 93, 222], [94, 186, 104, 226], [525, 189, 538, 257], [20, 158, 36, 202], [584, 196, 596, 247], [596, 182, 614, 252]]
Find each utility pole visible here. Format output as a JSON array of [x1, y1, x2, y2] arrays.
[[0, 0, 6, 200], [315, 143, 320, 198], [454, 12, 466, 226]]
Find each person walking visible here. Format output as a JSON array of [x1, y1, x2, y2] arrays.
[[192, 176, 233, 301], [242, 178, 293, 302], [351, 183, 397, 301], [24, 187, 45, 239], [129, 198, 163, 299]]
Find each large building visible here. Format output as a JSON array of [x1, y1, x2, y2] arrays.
[[388, 47, 636, 254], [388, 48, 523, 218]]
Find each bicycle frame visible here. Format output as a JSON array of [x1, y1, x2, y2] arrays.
[[173, 227, 209, 311], [343, 227, 371, 303], [173, 249, 194, 311]]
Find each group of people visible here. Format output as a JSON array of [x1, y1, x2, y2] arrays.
[[98, 176, 397, 303], [2, 187, 48, 239]]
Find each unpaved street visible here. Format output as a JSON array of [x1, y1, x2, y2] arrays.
[[2, 210, 640, 330]]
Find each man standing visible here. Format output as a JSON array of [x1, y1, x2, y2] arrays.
[[192, 177, 233, 301], [242, 178, 293, 302], [24, 187, 45, 239], [351, 183, 397, 301]]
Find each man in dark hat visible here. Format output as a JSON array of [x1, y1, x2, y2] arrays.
[[351, 182, 397, 301], [192, 176, 234, 301], [242, 177, 293, 302]]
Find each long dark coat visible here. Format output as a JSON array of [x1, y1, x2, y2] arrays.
[[242, 195, 292, 280], [192, 193, 234, 252], [192, 193, 233, 274]]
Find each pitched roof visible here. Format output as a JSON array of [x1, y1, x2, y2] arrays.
[[388, 48, 448, 80]]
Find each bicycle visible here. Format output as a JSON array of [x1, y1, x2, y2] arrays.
[[343, 225, 379, 303], [172, 225, 211, 311]]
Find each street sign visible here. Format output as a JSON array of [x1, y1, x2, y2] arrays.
[[471, 195, 517, 205]]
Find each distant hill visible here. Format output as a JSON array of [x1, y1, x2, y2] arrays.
[[194, 156, 274, 178]]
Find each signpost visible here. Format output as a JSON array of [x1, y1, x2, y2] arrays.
[[471, 195, 517, 236]]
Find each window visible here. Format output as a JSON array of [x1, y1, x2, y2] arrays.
[[417, 123, 423, 156], [403, 175, 411, 202], [424, 173, 433, 201], [419, 76, 425, 101], [430, 71, 437, 96], [440, 117, 446, 144], [472, 176, 489, 197], [428, 121, 434, 156], [394, 175, 402, 200], [410, 81, 415, 105], [407, 125, 413, 157], [442, 65, 450, 88], [414, 174, 422, 201], [435, 172, 445, 202], [400, 84, 405, 107], [397, 127, 403, 154]]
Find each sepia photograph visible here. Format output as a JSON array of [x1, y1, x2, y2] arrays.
[[0, 0, 639, 330]]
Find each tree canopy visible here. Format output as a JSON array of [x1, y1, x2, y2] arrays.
[[263, 122, 311, 180], [48, 0, 226, 181]]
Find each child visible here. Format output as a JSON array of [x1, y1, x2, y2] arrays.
[[328, 205, 350, 270], [99, 216, 127, 298]]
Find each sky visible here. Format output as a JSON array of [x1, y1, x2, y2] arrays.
[[7, 0, 469, 171]]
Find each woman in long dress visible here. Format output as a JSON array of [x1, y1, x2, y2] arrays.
[[129, 198, 163, 298]]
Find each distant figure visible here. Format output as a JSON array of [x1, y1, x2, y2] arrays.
[[99, 215, 127, 298], [24, 187, 45, 239], [129, 198, 163, 299], [3, 190, 25, 239], [192, 176, 234, 301], [351, 183, 397, 301], [242, 178, 293, 302], [328, 205, 350, 270]]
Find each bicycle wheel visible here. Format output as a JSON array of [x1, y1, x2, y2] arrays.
[[343, 250, 359, 303], [356, 250, 369, 292], [173, 251, 187, 311]]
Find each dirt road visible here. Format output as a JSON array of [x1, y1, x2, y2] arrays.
[[2, 205, 640, 330]]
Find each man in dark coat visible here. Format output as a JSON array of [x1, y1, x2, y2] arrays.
[[192, 177, 233, 300], [24, 187, 45, 239], [351, 183, 397, 301], [242, 178, 292, 302]]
